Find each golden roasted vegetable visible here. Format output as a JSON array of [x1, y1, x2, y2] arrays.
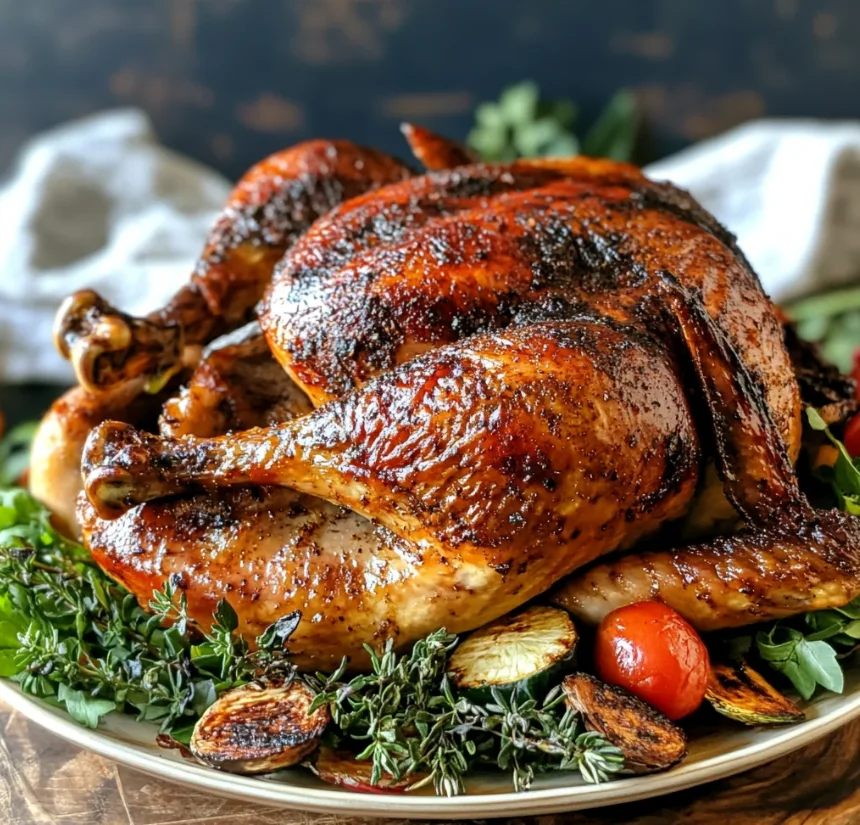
[[706, 660, 806, 725], [448, 605, 577, 699], [190, 681, 329, 774], [562, 673, 687, 773], [309, 747, 417, 794]]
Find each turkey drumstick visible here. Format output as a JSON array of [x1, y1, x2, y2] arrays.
[[83, 318, 700, 583], [55, 140, 412, 394], [258, 154, 800, 534]]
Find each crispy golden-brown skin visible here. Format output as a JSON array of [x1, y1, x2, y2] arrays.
[[34, 139, 410, 531], [29, 383, 168, 537], [259, 157, 799, 468], [54, 140, 412, 393], [74, 143, 860, 665], [552, 509, 860, 630], [159, 324, 312, 437], [80, 320, 701, 663]]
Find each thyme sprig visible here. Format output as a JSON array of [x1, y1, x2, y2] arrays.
[[0, 486, 293, 733], [0, 485, 622, 793], [307, 636, 624, 795]]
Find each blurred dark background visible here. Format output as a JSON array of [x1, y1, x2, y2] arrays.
[[3, 0, 860, 425], [2, 0, 859, 179]]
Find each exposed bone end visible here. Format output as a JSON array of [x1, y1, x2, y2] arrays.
[[400, 122, 478, 170], [82, 421, 191, 520], [54, 289, 184, 394], [83, 466, 141, 520]]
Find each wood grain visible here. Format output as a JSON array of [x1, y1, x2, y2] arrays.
[[1, 699, 859, 825]]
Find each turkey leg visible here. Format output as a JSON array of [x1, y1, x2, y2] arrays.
[[55, 141, 412, 393]]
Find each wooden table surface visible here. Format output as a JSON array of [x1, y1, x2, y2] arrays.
[[1, 699, 858, 825]]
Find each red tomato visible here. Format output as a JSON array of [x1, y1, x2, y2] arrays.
[[594, 602, 709, 720], [844, 413, 860, 458]]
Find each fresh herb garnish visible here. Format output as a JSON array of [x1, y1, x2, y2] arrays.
[[755, 625, 845, 700], [0, 484, 620, 792], [806, 406, 860, 514], [0, 486, 293, 732], [789, 286, 860, 374], [3, 401, 859, 790], [467, 81, 637, 163], [0, 420, 37, 486], [306, 636, 623, 796]]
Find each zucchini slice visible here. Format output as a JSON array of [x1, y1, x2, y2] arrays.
[[562, 673, 687, 773], [449, 605, 577, 698], [190, 680, 329, 774], [309, 747, 416, 794], [706, 659, 806, 725]]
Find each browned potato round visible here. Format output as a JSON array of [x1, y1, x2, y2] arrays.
[[190, 680, 329, 774], [563, 673, 687, 773]]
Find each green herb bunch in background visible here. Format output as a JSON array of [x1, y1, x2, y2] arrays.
[[467, 81, 638, 162], [0, 421, 36, 487], [788, 287, 860, 375]]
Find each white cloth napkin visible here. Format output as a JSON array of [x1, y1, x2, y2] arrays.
[[2, 110, 860, 383], [645, 119, 860, 303], [0, 110, 230, 383]]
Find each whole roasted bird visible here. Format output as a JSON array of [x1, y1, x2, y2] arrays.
[[37, 127, 860, 670], [32, 136, 412, 532]]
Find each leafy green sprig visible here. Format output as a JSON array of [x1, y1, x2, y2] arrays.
[[467, 81, 638, 163], [307, 636, 623, 796], [0, 486, 292, 733], [789, 286, 860, 374], [0, 483, 621, 794], [807, 406, 860, 514], [0, 421, 37, 486]]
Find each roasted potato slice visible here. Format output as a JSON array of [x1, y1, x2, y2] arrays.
[[562, 673, 687, 773], [309, 747, 418, 794], [190, 680, 329, 774], [706, 659, 806, 725]]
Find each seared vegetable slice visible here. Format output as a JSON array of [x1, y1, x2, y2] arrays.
[[562, 673, 686, 773], [706, 659, 806, 725], [190, 681, 329, 774], [309, 747, 417, 794], [449, 605, 577, 698]]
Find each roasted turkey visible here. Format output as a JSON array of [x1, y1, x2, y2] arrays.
[[33, 126, 860, 670], [32, 138, 411, 532]]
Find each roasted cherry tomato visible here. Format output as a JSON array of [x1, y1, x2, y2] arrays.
[[844, 413, 860, 458], [594, 601, 709, 720]]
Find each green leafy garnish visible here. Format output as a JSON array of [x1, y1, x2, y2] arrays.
[[727, 409, 860, 700], [788, 286, 860, 374], [579, 90, 638, 162], [306, 635, 623, 796], [806, 407, 860, 514], [0, 487, 293, 732], [57, 684, 117, 729], [755, 625, 844, 700], [0, 421, 38, 486], [467, 82, 637, 163], [0, 485, 620, 792]]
